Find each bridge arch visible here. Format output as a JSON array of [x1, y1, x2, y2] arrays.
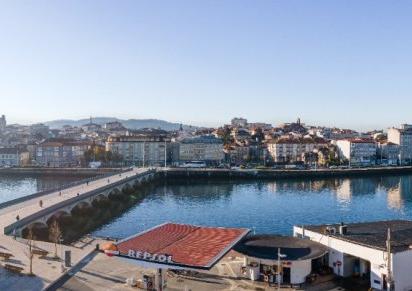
[[22, 222, 49, 240], [91, 193, 110, 207], [70, 201, 93, 216], [122, 183, 134, 194], [45, 210, 71, 226]]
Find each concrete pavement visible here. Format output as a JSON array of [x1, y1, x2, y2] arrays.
[[0, 168, 149, 290]]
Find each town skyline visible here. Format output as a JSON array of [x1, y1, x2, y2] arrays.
[[3, 114, 411, 133]]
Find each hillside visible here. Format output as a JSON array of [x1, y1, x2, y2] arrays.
[[44, 117, 196, 131]]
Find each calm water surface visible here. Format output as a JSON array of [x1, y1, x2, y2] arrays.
[[93, 174, 412, 238], [0, 174, 84, 203]]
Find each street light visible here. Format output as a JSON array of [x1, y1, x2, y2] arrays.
[[277, 248, 287, 290], [59, 235, 65, 273]]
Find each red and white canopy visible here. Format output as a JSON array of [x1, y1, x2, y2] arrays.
[[104, 222, 250, 270]]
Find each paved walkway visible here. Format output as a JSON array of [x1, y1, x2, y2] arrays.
[[57, 251, 343, 291], [0, 168, 150, 290]]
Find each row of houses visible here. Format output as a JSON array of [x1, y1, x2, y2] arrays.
[[105, 132, 225, 167], [0, 148, 30, 167], [1, 117, 411, 168], [0, 135, 408, 168]]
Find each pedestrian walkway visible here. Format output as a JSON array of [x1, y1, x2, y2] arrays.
[[0, 168, 151, 290]]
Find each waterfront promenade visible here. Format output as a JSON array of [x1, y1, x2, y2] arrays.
[[0, 167, 149, 290]]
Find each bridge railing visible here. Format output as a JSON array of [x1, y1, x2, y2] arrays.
[[0, 168, 133, 211], [3, 168, 157, 235]]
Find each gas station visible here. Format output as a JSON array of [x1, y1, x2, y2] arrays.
[[101, 222, 250, 290]]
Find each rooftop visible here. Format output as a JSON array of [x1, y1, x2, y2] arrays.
[[303, 220, 412, 253], [234, 234, 327, 261], [180, 135, 223, 144], [0, 148, 18, 154], [113, 223, 250, 269]]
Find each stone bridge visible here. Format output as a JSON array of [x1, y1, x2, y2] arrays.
[[0, 167, 158, 237]]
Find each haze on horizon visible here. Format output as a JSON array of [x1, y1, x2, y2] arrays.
[[1, 1, 412, 131]]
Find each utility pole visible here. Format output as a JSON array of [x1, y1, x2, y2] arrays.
[[277, 248, 286, 290], [277, 247, 281, 290], [164, 140, 167, 168], [380, 145, 383, 165], [386, 228, 394, 291], [142, 141, 146, 168]]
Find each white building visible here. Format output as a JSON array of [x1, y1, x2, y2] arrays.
[[30, 123, 50, 138], [104, 121, 126, 131], [377, 142, 400, 165], [106, 130, 171, 167], [231, 117, 248, 128], [234, 235, 327, 285], [335, 138, 376, 166], [388, 125, 412, 165], [0, 148, 30, 166], [267, 136, 328, 163], [294, 220, 412, 291], [178, 135, 224, 165]]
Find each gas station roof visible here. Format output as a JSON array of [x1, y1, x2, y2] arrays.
[[107, 223, 250, 270]]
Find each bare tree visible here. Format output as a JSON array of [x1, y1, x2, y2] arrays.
[[49, 220, 62, 258], [26, 228, 35, 276]]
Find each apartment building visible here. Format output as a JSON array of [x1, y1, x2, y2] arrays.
[[36, 139, 92, 167], [0, 148, 30, 167], [267, 136, 328, 163], [388, 124, 412, 165], [106, 130, 171, 166], [178, 135, 224, 165], [231, 117, 248, 128], [377, 142, 400, 165], [335, 138, 377, 166]]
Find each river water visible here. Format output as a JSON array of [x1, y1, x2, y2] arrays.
[[0, 174, 84, 204], [2, 173, 412, 239], [92, 174, 412, 238]]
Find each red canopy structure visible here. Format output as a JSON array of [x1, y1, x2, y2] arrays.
[[106, 222, 250, 270]]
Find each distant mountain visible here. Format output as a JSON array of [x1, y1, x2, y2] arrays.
[[44, 117, 197, 131]]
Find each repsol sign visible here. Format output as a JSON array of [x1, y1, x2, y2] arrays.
[[128, 249, 173, 263]]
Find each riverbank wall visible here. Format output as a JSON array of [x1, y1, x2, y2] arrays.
[[0, 167, 122, 177], [161, 166, 412, 180]]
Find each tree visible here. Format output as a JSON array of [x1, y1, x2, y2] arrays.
[[84, 146, 123, 166], [49, 220, 62, 258], [218, 126, 233, 145], [26, 228, 35, 276]]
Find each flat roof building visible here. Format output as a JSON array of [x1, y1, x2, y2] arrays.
[[294, 220, 412, 291], [234, 235, 328, 285]]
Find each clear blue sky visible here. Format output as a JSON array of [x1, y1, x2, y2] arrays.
[[1, 1, 411, 130]]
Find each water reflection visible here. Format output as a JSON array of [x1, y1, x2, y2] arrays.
[[93, 174, 412, 239], [385, 176, 412, 210], [0, 174, 84, 203]]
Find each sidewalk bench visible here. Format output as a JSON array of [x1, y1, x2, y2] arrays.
[[32, 249, 49, 257], [0, 252, 13, 260], [4, 264, 24, 274]]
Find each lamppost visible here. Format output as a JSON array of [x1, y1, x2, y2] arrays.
[[59, 235, 64, 273], [387, 228, 394, 291], [277, 248, 287, 290], [164, 140, 167, 168]]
